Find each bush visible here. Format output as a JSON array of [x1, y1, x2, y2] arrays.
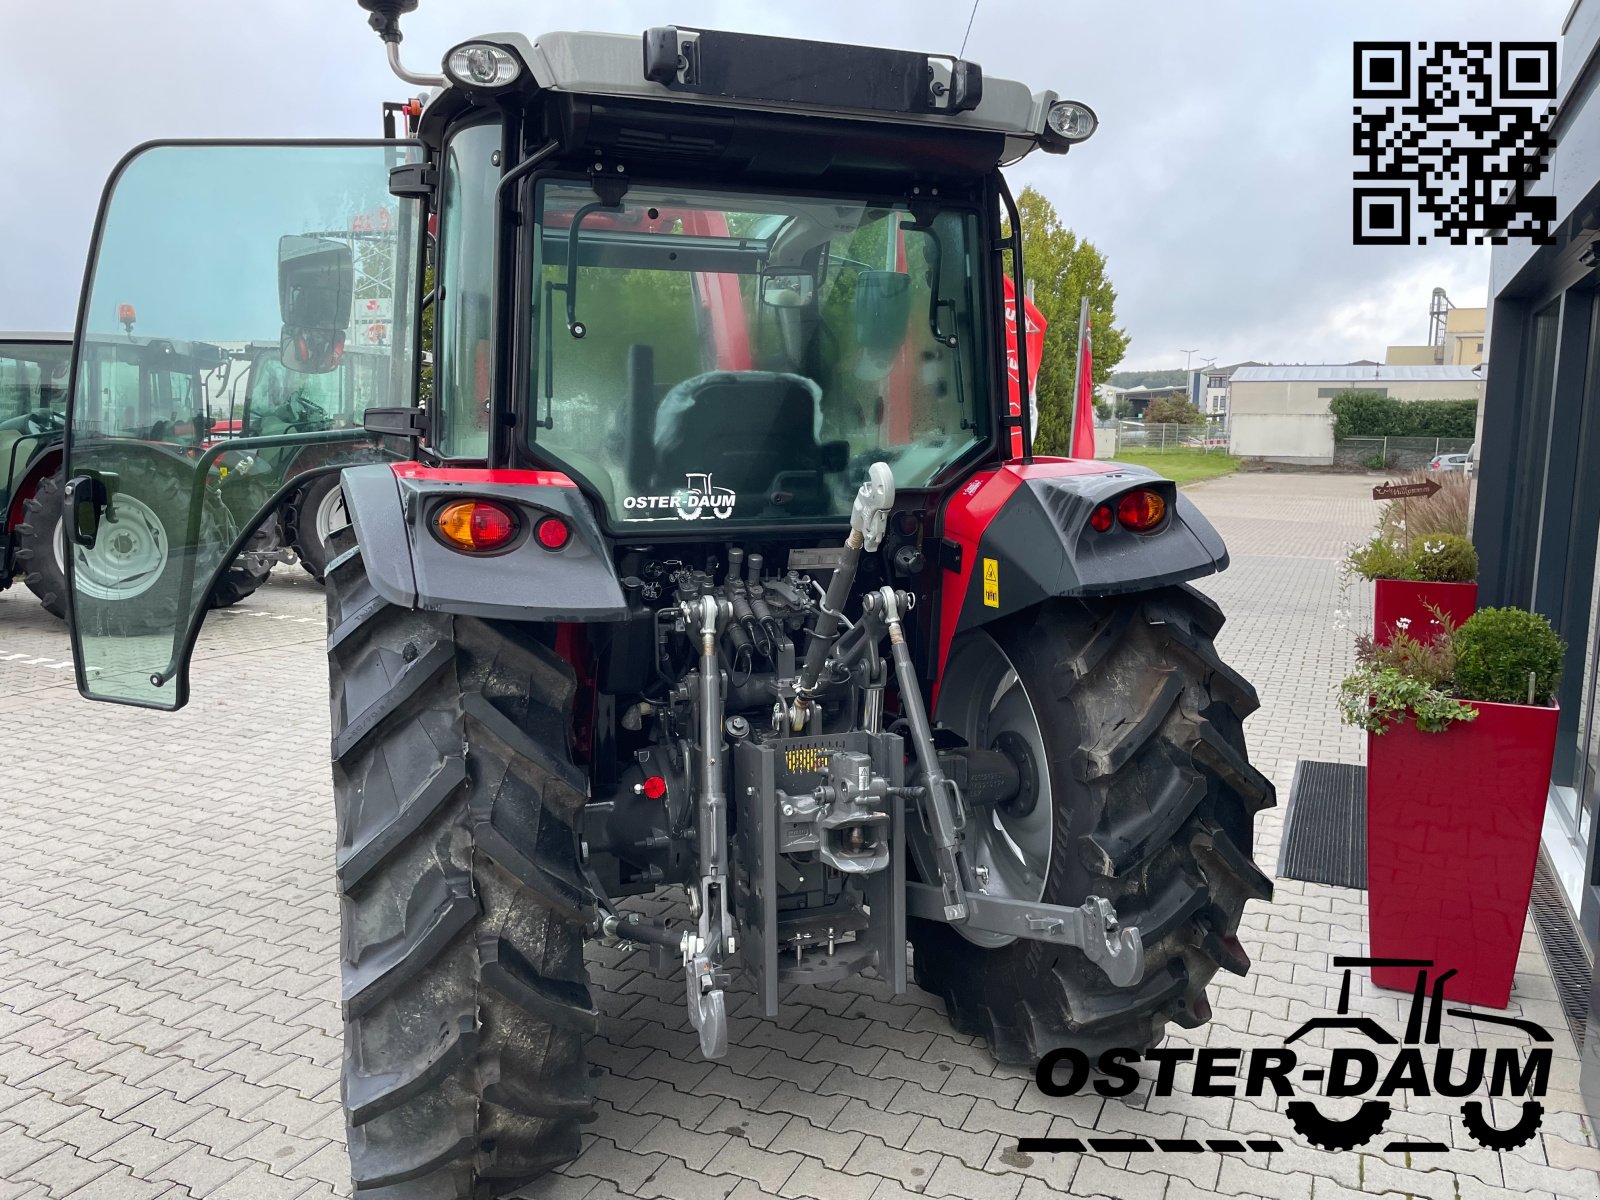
[[1356, 625, 1456, 688], [1361, 451, 1391, 471], [1378, 470, 1471, 539], [1346, 535, 1419, 582], [1146, 396, 1205, 425], [1409, 534, 1477, 582], [1329, 391, 1479, 439], [1452, 607, 1565, 705]]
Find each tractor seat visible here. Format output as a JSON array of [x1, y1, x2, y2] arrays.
[[650, 371, 824, 498]]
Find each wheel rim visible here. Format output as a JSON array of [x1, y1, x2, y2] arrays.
[[314, 483, 349, 544], [927, 631, 1053, 949], [57, 495, 170, 602]]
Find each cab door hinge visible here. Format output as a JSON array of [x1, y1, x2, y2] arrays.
[[938, 537, 963, 573]]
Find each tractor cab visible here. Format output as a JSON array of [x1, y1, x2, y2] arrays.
[[0, 335, 71, 512], [60, 16, 1093, 705]]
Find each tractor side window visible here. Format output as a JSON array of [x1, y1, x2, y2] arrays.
[[434, 122, 501, 459]]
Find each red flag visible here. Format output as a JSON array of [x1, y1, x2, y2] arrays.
[[1071, 307, 1097, 459], [1002, 275, 1047, 459]]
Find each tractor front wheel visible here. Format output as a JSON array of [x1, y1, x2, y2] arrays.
[[326, 535, 597, 1198], [909, 586, 1275, 1065]]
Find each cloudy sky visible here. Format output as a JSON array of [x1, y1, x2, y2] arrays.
[[0, 0, 1567, 369]]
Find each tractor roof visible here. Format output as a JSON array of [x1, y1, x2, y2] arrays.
[[0, 333, 70, 346], [430, 27, 1064, 167]]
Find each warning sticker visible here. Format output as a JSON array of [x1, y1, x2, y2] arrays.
[[982, 557, 1000, 608]]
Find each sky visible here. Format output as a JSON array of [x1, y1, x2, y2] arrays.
[[0, 0, 1570, 370]]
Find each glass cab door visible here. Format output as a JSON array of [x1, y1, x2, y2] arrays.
[[66, 142, 421, 709]]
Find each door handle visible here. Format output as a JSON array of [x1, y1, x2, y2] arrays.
[[64, 474, 111, 548]]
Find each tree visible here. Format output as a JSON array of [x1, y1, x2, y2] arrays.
[[1004, 186, 1129, 455], [1147, 396, 1205, 426]]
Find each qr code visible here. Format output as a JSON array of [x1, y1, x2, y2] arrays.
[[1353, 41, 1556, 245]]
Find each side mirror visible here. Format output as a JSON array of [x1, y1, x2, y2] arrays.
[[762, 274, 815, 308], [853, 271, 913, 351], [280, 326, 346, 374], [278, 235, 353, 330]]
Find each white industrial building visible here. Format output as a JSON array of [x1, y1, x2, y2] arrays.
[[1227, 364, 1484, 463]]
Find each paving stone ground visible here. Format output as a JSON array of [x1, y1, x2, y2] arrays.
[[0, 470, 1594, 1199]]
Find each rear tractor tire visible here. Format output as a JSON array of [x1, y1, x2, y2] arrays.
[[289, 471, 349, 583], [910, 586, 1275, 1065], [327, 533, 598, 1198]]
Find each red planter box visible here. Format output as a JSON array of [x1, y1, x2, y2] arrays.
[[1366, 700, 1558, 1007], [1373, 578, 1478, 645]]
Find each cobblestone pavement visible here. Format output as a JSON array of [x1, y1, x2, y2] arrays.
[[0, 471, 1594, 1200]]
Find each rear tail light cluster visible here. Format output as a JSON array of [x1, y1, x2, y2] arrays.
[[433, 500, 572, 555], [1088, 487, 1168, 535], [436, 500, 518, 552]]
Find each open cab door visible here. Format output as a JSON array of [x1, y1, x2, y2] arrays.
[[65, 142, 422, 709]]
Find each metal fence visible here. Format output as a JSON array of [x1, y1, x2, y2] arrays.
[[1335, 435, 1474, 470], [1112, 420, 1232, 453]]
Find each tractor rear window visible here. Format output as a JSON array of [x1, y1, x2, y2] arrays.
[[527, 180, 985, 527]]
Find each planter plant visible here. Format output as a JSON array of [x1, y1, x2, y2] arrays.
[[1346, 531, 1478, 646], [1340, 607, 1564, 1007]]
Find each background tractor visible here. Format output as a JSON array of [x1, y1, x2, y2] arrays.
[[61, 3, 1274, 1195], [1, 331, 271, 619]]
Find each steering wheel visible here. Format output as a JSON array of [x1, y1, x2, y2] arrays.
[[25, 409, 67, 437], [274, 392, 330, 434]]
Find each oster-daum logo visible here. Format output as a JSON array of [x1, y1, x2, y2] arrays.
[[1024, 959, 1552, 1157]]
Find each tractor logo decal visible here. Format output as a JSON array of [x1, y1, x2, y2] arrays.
[[623, 473, 736, 521], [1022, 959, 1552, 1157]]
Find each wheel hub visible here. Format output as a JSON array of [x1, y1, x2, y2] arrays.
[[913, 631, 1055, 949], [57, 495, 170, 602]]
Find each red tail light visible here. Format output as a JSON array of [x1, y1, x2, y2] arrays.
[[1088, 503, 1114, 533], [1117, 488, 1167, 533], [535, 515, 571, 550], [435, 500, 517, 552]]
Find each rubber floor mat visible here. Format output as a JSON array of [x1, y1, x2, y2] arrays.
[[1278, 760, 1366, 889]]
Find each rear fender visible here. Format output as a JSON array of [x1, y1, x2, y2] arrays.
[[5, 446, 63, 532], [341, 463, 627, 621], [936, 458, 1227, 682]]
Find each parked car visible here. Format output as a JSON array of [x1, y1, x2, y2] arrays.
[[1427, 452, 1472, 474]]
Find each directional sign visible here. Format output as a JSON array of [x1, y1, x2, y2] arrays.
[[1372, 480, 1441, 501]]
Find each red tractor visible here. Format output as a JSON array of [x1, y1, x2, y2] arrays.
[[61, 3, 1273, 1194]]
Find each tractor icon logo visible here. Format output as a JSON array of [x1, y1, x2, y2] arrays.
[[1027, 956, 1554, 1159], [673, 473, 736, 521], [1282, 958, 1551, 1153]]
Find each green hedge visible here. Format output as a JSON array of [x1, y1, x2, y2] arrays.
[[1329, 391, 1478, 439]]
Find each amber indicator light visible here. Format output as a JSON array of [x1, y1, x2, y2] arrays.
[[1117, 489, 1167, 533]]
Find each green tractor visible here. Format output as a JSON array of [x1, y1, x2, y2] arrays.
[[2, 331, 272, 619], [62, 3, 1274, 1194]]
